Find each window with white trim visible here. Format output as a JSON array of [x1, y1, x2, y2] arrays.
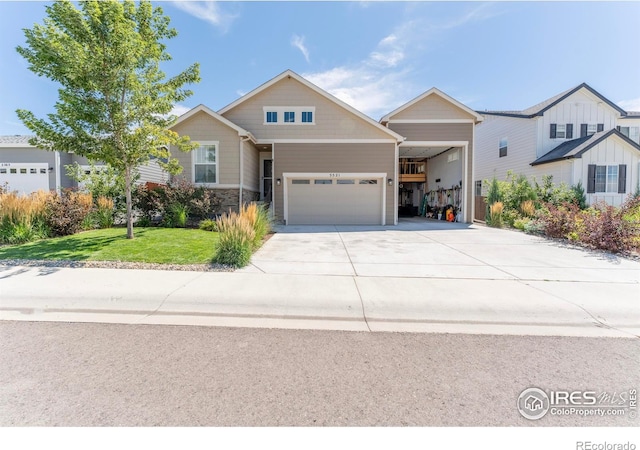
[[588, 164, 625, 194], [499, 138, 507, 157], [193, 142, 218, 184], [264, 107, 315, 125], [266, 111, 278, 123], [619, 126, 640, 144]]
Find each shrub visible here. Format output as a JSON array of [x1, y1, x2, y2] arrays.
[[513, 217, 531, 231], [240, 202, 271, 248], [520, 200, 536, 217], [199, 218, 218, 232], [572, 181, 588, 210], [66, 162, 128, 217], [503, 172, 537, 212], [133, 178, 222, 227], [577, 198, 640, 253], [536, 202, 580, 239], [487, 201, 504, 228], [45, 190, 94, 237], [0, 191, 50, 244], [213, 212, 255, 267], [96, 196, 115, 229], [534, 175, 579, 208]]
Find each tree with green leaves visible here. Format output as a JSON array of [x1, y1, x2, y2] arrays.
[[16, 0, 200, 238]]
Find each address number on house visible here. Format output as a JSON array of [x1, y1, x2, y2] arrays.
[[329, 173, 341, 178]]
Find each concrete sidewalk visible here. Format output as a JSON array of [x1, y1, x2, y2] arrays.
[[1, 262, 638, 338]]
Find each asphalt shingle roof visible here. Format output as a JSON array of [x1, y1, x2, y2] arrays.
[[531, 129, 640, 166], [0, 135, 35, 144]]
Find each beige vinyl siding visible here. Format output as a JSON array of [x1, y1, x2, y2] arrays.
[[170, 110, 241, 185], [474, 115, 538, 189], [273, 143, 395, 224], [388, 122, 473, 143], [243, 140, 260, 192], [389, 122, 474, 222], [222, 77, 393, 141], [391, 94, 476, 121]]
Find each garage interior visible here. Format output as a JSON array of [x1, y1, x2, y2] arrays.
[[398, 145, 464, 222]]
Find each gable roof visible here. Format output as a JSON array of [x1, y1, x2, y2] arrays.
[[218, 69, 404, 142], [380, 87, 484, 124], [171, 104, 255, 141], [0, 135, 36, 147], [481, 83, 629, 119], [530, 129, 640, 166]]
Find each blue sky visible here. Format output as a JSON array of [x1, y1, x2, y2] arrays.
[[1, 1, 639, 135]]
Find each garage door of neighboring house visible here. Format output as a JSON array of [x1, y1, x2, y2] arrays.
[[0, 163, 49, 194], [286, 174, 384, 225]]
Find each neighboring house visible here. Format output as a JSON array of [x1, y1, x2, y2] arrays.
[[0, 135, 168, 195], [169, 70, 483, 225], [475, 83, 640, 215]]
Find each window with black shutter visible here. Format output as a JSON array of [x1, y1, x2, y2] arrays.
[[587, 164, 596, 193], [618, 165, 627, 193], [566, 124, 573, 139], [550, 124, 557, 139], [581, 124, 588, 138], [597, 123, 604, 132]]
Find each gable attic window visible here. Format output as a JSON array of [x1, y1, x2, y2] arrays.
[[499, 138, 508, 157], [266, 111, 278, 123], [264, 107, 315, 125], [193, 142, 218, 184]]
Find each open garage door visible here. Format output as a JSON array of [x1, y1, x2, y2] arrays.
[[0, 163, 49, 195], [286, 175, 384, 225]]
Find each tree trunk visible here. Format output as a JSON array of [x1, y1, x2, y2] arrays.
[[125, 165, 134, 239]]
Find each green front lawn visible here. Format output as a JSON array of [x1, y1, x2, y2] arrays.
[[0, 228, 219, 264]]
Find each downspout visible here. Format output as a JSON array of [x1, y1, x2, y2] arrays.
[[239, 135, 250, 210], [54, 151, 61, 194]]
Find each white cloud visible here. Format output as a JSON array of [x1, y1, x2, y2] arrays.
[[170, 104, 192, 118], [171, 1, 238, 32], [618, 97, 640, 112], [291, 34, 310, 63], [302, 5, 500, 119]]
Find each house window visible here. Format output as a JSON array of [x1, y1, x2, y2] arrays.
[[550, 123, 574, 139], [588, 164, 626, 194], [266, 111, 278, 123], [581, 123, 605, 137], [194, 142, 218, 184], [264, 107, 315, 125], [499, 138, 508, 157], [619, 126, 640, 144]]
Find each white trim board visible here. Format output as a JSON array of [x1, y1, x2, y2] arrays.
[[257, 139, 399, 145]]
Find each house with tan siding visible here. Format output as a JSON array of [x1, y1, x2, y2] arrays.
[[170, 70, 483, 226], [475, 83, 640, 213]]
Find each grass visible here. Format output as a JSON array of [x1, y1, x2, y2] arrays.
[[0, 227, 220, 265]]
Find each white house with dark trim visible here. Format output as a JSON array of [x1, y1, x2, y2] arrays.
[[475, 83, 640, 208]]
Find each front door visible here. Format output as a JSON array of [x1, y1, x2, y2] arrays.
[[261, 157, 273, 202]]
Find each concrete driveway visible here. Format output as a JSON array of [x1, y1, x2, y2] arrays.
[[241, 219, 639, 283], [238, 218, 640, 336]]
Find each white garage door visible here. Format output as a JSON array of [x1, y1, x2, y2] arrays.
[[287, 175, 384, 225], [0, 163, 49, 195]]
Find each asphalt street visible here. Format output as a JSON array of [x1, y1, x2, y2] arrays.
[[1, 321, 638, 427]]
